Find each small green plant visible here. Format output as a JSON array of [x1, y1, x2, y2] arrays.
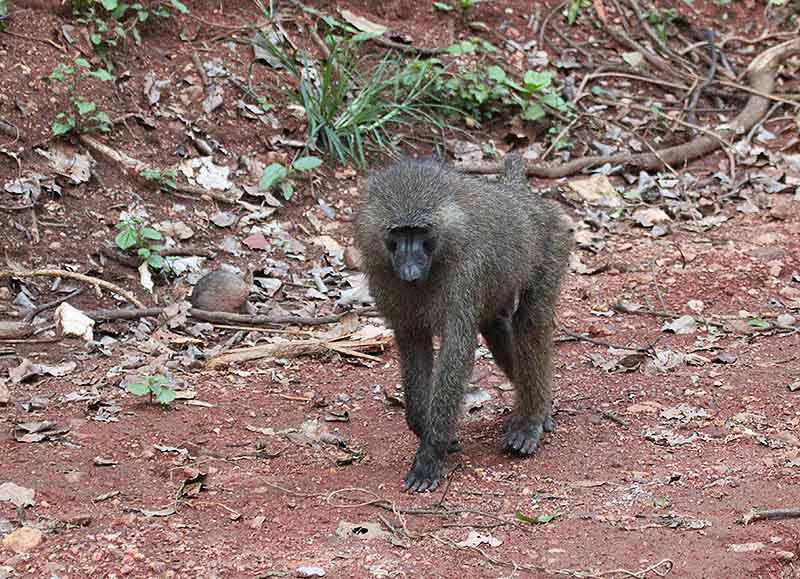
[[565, 0, 591, 24], [258, 155, 323, 200], [433, 0, 481, 13], [140, 167, 178, 189], [114, 217, 164, 270], [126, 374, 176, 406], [71, 0, 189, 55], [645, 8, 677, 42], [547, 125, 572, 152], [511, 70, 569, 122], [253, 13, 454, 166], [46, 58, 114, 136], [421, 45, 569, 124], [0, 0, 9, 31]]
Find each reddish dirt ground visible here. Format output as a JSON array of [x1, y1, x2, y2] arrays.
[[1, 1, 799, 578]]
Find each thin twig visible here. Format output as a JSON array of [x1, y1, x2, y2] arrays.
[[687, 29, 719, 127], [23, 288, 83, 323], [84, 306, 375, 326], [557, 331, 652, 353], [0, 29, 66, 53], [538, 0, 568, 50], [0, 269, 144, 308], [740, 507, 800, 525]]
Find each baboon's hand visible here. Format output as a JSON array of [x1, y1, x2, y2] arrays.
[[503, 415, 550, 455], [404, 450, 444, 493]]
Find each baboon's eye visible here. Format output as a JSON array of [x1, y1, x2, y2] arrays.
[[386, 238, 398, 252], [423, 238, 436, 253]]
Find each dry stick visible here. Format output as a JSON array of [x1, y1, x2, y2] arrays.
[[528, 4, 542, 37], [550, 20, 594, 68], [715, 79, 800, 108], [461, 37, 800, 178], [371, 35, 445, 57], [740, 507, 800, 525], [99, 246, 215, 269], [206, 335, 390, 368], [0, 29, 67, 53], [593, 96, 738, 174], [541, 117, 580, 160], [687, 29, 719, 127], [606, 24, 681, 77], [720, 26, 800, 50], [745, 100, 783, 143], [78, 134, 243, 205], [84, 306, 374, 325], [0, 118, 21, 142], [23, 288, 83, 323], [0, 269, 145, 309], [538, 0, 568, 51], [325, 488, 513, 529], [431, 533, 674, 579], [627, 0, 695, 73], [557, 331, 652, 353], [609, 0, 633, 33], [574, 70, 692, 99]]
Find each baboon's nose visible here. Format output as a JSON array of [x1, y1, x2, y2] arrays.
[[399, 264, 423, 283]]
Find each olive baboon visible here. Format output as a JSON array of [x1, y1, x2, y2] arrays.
[[355, 154, 573, 492]]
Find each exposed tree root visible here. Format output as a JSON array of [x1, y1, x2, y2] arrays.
[[461, 37, 800, 179]]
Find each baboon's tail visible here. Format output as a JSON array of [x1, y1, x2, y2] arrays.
[[503, 152, 527, 183]]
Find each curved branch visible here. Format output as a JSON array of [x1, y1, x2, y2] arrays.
[[461, 37, 800, 179], [0, 269, 145, 308]]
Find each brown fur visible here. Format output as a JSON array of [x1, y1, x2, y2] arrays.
[[355, 154, 573, 491]]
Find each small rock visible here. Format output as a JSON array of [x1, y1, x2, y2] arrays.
[[0, 482, 35, 508], [250, 515, 266, 529], [712, 352, 737, 364], [190, 270, 250, 313], [2, 527, 43, 553], [727, 542, 764, 553], [296, 566, 326, 577], [769, 198, 793, 221], [55, 303, 94, 341], [632, 207, 671, 228]]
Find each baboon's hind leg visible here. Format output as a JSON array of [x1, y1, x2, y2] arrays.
[[503, 289, 556, 455], [480, 301, 515, 380]]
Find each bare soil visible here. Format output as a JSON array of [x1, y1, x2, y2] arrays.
[[1, 1, 799, 578]]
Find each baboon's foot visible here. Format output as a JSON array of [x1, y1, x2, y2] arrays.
[[404, 447, 445, 493], [543, 415, 556, 433], [503, 415, 549, 455]]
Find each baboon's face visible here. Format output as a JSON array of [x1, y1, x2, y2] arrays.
[[385, 226, 436, 285]]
